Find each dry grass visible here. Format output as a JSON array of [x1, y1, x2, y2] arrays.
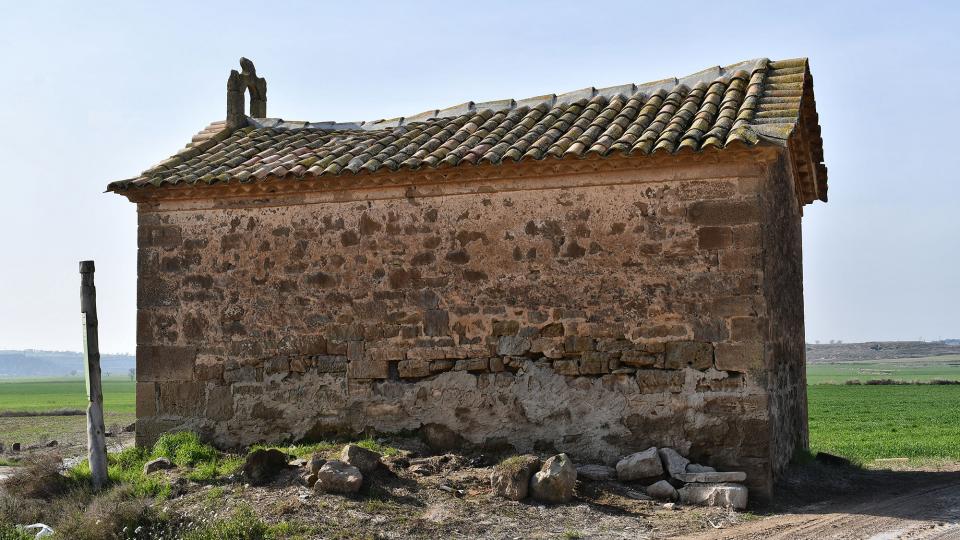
[[1, 452, 69, 500]]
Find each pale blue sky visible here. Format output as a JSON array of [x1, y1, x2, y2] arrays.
[[0, 1, 957, 354]]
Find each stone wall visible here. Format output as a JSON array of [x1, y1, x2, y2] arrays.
[[761, 155, 809, 473], [134, 154, 806, 498]]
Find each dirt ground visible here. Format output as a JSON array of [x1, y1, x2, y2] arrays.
[[162, 447, 960, 539], [3, 433, 960, 538], [685, 462, 960, 540]]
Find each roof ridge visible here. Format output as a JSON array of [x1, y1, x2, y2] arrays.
[[247, 58, 771, 133]]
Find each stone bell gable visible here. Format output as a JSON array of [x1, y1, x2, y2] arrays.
[[110, 57, 827, 499]]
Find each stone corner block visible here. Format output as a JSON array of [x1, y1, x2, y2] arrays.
[[714, 342, 763, 372], [136, 344, 198, 382]]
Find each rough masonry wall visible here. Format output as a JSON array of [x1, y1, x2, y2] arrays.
[[135, 162, 789, 497], [761, 155, 809, 474]]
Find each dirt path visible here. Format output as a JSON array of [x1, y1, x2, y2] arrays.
[[684, 475, 960, 540]]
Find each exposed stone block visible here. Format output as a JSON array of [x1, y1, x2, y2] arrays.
[[157, 381, 204, 416], [664, 341, 714, 370], [430, 359, 455, 373], [530, 338, 564, 358], [730, 317, 765, 341], [454, 358, 489, 373], [137, 345, 197, 382], [579, 352, 610, 375], [347, 359, 390, 379], [224, 366, 257, 383], [136, 382, 157, 417], [424, 309, 450, 336], [636, 369, 685, 393], [553, 359, 579, 376], [710, 296, 760, 318], [697, 227, 733, 250], [347, 341, 364, 362], [620, 350, 660, 368], [721, 249, 761, 271], [206, 385, 234, 421], [489, 357, 505, 372], [365, 347, 405, 362], [194, 355, 224, 381], [497, 335, 531, 356], [540, 322, 564, 337], [715, 342, 764, 372], [264, 357, 290, 374], [315, 356, 348, 373], [564, 335, 594, 354], [398, 359, 431, 378], [289, 357, 307, 373], [492, 320, 520, 336]]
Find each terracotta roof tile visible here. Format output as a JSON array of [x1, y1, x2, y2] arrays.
[[109, 57, 827, 204]]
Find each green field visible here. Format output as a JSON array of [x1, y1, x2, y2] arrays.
[[807, 384, 960, 463], [806, 354, 960, 384], [0, 375, 135, 413]]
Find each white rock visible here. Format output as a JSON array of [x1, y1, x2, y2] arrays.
[[646, 479, 678, 500], [529, 453, 577, 503], [657, 448, 690, 477], [677, 483, 748, 509], [616, 447, 663, 481], [686, 463, 715, 473], [576, 464, 615, 481], [315, 460, 363, 494], [672, 471, 746, 483]]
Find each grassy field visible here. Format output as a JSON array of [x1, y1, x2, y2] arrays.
[[806, 354, 960, 384], [807, 384, 960, 464], [0, 375, 135, 413]]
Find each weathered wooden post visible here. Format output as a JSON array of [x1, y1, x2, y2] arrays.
[[80, 260, 108, 489]]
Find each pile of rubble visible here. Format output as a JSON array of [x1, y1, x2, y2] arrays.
[[490, 447, 747, 509], [238, 441, 746, 510]]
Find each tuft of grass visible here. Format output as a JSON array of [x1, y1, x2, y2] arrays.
[[497, 454, 537, 475], [255, 437, 400, 460], [562, 530, 583, 539], [354, 437, 400, 457], [151, 432, 219, 467]]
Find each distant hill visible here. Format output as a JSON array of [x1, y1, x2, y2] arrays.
[[806, 341, 960, 363], [0, 350, 135, 378]]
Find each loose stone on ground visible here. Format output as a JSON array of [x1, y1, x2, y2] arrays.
[[529, 453, 577, 503], [616, 447, 663, 481], [315, 460, 364, 494], [490, 454, 540, 501]]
